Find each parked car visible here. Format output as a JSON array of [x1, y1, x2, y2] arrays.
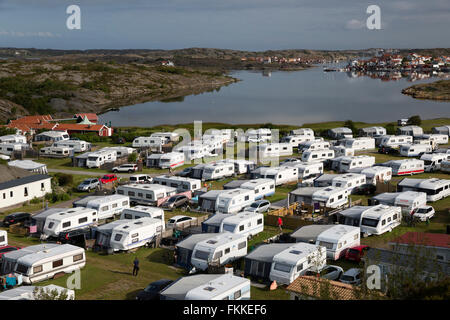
[[77, 178, 100, 191], [161, 195, 190, 210], [345, 245, 370, 263], [176, 167, 193, 177], [378, 146, 399, 155], [244, 200, 271, 213], [112, 164, 138, 173], [0, 245, 21, 259], [100, 174, 118, 184], [167, 215, 196, 229], [413, 206, 435, 221], [2, 212, 31, 227], [305, 265, 344, 281], [136, 279, 174, 301], [57, 228, 92, 245], [340, 268, 362, 285]]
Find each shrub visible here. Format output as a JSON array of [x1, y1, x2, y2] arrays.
[[407, 115, 421, 126], [128, 152, 137, 163], [54, 173, 73, 187]]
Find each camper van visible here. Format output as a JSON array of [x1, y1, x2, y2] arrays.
[[0, 230, 7, 247], [146, 152, 185, 169], [381, 159, 424, 176], [301, 149, 335, 163], [379, 135, 413, 148], [281, 135, 315, 149], [53, 140, 89, 153], [219, 212, 264, 238], [42, 207, 98, 238], [1, 244, 85, 284], [215, 188, 256, 214], [202, 162, 235, 180], [86, 149, 117, 168], [397, 178, 450, 202], [84, 194, 130, 220], [240, 179, 275, 199], [349, 166, 392, 186], [359, 205, 402, 237], [109, 218, 164, 251], [262, 166, 298, 186], [152, 175, 201, 193], [191, 233, 248, 271], [39, 146, 72, 158], [120, 206, 165, 226], [420, 153, 447, 172], [399, 144, 432, 157], [116, 184, 177, 206], [298, 140, 330, 153], [252, 143, 293, 158], [269, 243, 327, 285], [342, 137, 375, 151], [0, 143, 29, 156], [331, 173, 367, 194]]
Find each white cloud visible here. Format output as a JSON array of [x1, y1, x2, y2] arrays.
[[345, 19, 365, 30]]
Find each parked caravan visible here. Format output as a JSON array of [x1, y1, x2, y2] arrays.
[[286, 162, 323, 184], [109, 218, 164, 251], [244, 243, 294, 280], [83, 194, 130, 220], [358, 127, 386, 137], [1, 244, 85, 284], [432, 125, 450, 136], [146, 152, 185, 169], [151, 132, 180, 142], [269, 243, 327, 285], [53, 140, 89, 153], [120, 206, 164, 224], [420, 153, 447, 172], [342, 137, 375, 151], [379, 135, 413, 148], [0, 134, 27, 144], [202, 162, 235, 180], [252, 143, 293, 158], [331, 145, 355, 157], [153, 175, 201, 193], [116, 184, 177, 206], [419, 134, 448, 145], [290, 225, 360, 260], [219, 159, 256, 174], [331, 173, 367, 194], [289, 186, 349, 209], [281, 135, 315, 149], [0, 143, 29, 156], [370, 191, 426, 215], [35, 131, 69, 143], [0, 284, 75, 300], [160, 274, 250, 300], [381, 159, 424, 176], [86, 149, 117, 168], [397, 178, 450, 202], [397, 125, 424, 137], [328, 127, 353, 140], [103, 147, 136, 158], [132, 136, 166, 148], [399, 144, 432, 157], [349, 166, 392, 186], [331, 155, 376, 173], [262, 166, 298, 186], [215, 188, 256, 214], [298, 140, 330, 153], [0, 230, 7, 247], [219, 212, 264, 238], [39, 146, 72, 158], [290, 128, 314, 137], [191, 233, 248, 271], [240, 179, 275, 199], [313, 174, 337, 188], [301, 149, 335, 163], [201, 214, 230, 233], [441, 160, 450, 173], [174, 142, 210, 161], [42, 207, 98, 238], [245, 128, 272, 143], [198, 190, 227, 212]]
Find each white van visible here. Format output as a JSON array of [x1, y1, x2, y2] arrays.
[[86, 149, 117, 168], [219, 212, 264, 239], [39, 146, 72, 158], [215, 188, 256, 214], [343, 137, 375, 151], [420, 153, 447, 172], [42, 207, 98, 238], [53, 140, 89, 153], [240, 179, 275, 199], [202, 162, 235, 180], [116, 184, 177, 206], [301, 149, 335, 163], [262, 166, 298, 186], [85, 194, 130, 220], [399, 144, 432, 157], [153, 175, 202, 193], [109, 218, 164, 251], [298, 140, 330, 153]]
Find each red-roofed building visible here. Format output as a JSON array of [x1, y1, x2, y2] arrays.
[[55, 123, 113, 137], [74, 113, 98, 123], [389, 232, 449, 263]]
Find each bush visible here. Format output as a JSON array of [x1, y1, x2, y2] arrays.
[[407, 115, 421, 126], [385, 123, 397, 135], [54, 173, 73, 187], [344, 120, 357, 135], [128, 152, 137, 163]]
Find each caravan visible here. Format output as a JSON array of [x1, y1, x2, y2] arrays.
[[219, 212, 264, 238], [419, 134, 448, 145], [397, 178, 450, 202], [116, 184, 177, 206], [286, 161, 324, 183], [298, 140, 330, 153], [202, 162, 235, 181], [379, 135, 413, 148], [349, 166, 392, 186], [120, 206, 164, 226], [39, 146, 72, 158], [420, 153, 447, 172], [399, 144, 432, 157], [342, 137, 375, 151], [152, 175, 201, 193], [132, 136, 167, 148], [281, 135, 315, 149], [109, 218, 164, 251], [245, 128, 272, 143], [146, 152, 185, 169], [240, 179, 275, 199], [252, 143, 293, 158], [331, 173, 367, 194], [191, 233, 248, 271], [0, 143, 29, 156], [301, 149, 335, 163], [83, 195, 130, 220], [86, 149, 117, 168], [0, 230, 7, 247], [290, 128, 314, 137], [370, 191, 427, 215], [53, 140, 89, 153], [42, 207, 98, 238], [262, 166, 298, 186], [381, 159, 424, 176], [311, 187, 349, 208], [335, 156, 376, 173], [0, 134, 27, 144], [215, 188, 256, 214]]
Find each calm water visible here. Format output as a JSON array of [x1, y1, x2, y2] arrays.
[[99, 66, 450, 127]]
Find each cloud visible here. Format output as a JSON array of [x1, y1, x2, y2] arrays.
[[0, 30, 60, 37], [345, 19, 365, 30]]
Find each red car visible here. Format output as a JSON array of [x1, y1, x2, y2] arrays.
[[100, 174, 118, 184], [345, 245, 370, 263], [0, 245, 21, 259]]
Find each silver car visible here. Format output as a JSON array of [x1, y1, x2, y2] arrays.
[[306, 265, 344, 281], [339, 268, 362, 286], [77, 178, 100, 191], [244, 200, 271, 213]]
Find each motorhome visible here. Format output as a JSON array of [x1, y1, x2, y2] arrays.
[[328, 127, 353, 140], [0, 244, 85, 284], [289, 186, 349, 209], [0, 134, 27, 144], [419, 134, 448, 145], [219, 212, 264, 238], [153, 175, 201, 193], [348, 166, 392, 186], [53, 139, 89, 153], [397, 178, 450, 202], [39, 146, 72, 158], [370, 191, 427, 215], [342, 137, 375, 151], [269, 243, 327, 285], [290, 128, 314, 137], [83, 194, 130, 220], [331, 173, 367, 194], [132, 136, 167, 148], [331, 155, 376, 173], [285, 161, 323, 184], [301, 149, 335, 163], [116, 184, 177, 206], [0, 230, 7, 247], [251, 143, 293, 158], [298, 140, 330, 153], [379, 135, 413, 148], [215, 188, 256, 214], [381, 159, 424, 176], [202, 162, 235, 180], [42, 207, 98, 238], [0, 143, 29, 156], [420, 153, 447, 172], [146, 152, 185, 169], [290, 224, 360, 260], [240, 179, 275, 199], [399, 144, 432, 157], [86, 149, 117, 168], [331, 145, 355, 157], [397, 125, 424, 137], [109, 218, 164, 251], [281, 135, 315, 149], [262, 166, 299, 186], [358, 127, 387, 137], [191, 233, 248, 271]]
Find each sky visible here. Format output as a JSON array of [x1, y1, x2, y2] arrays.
[[0, 0, 449, 51]]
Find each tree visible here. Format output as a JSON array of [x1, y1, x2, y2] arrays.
[[343, 120, 357, 135], [407, 115, 421, 126], [385, 123, 397, 135], [32, 287, 72, 300]]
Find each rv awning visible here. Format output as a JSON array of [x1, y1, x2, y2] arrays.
[[338, 206, 368, 219], [198, 190, 226, 200], [372, 193, 400, 204], [176, 233, 217, 251], [202, 213, 230, 228], [290, 187, 318, 197], [290, 225, 335, 243], [245, 243, 294, 263], [160, 274, 219, 300], [223, 180, 249, 190]]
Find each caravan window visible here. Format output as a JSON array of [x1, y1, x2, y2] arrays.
[[114, 234, 123, 241], [73, 254, 83, 262], [234, 290, 241, 300], [33, 265, 43, 274], [239, 225, 245, 232], [319, 241, 334, 249], [53, 259, 63, 268], [194, 250, 209, 260], [238, 242, 246, 250], [16, 264, 28, 274], [78, 217, 88, 224], [222, 224, 235, 233], [274, 263, 291, 273], [224, 248, 230, 254], [62, 221, 71, 228]]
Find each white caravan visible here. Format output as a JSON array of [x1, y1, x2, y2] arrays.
[[358, 126, 386, 137], [290, 128, 314, 136], [342, 137, 375, 151], [220, 159, 256, 174], [103, 146, 135, 158], [340, 156, 376, 173], [315, 225, 360, 260], [150, 132, 180, 142], [397, 178, 450, 202], [419, 134, 448, 145], [381, 159, 424, 176], [109, 217, 164, 251], [84, 194, 130, 220], [298, 140, 330, 153], [2, 244, 85, 284], [0, 230, 7, 247], [312, 187, 349, 208], [397, 125, 424, 137], [42, 207, 98, 238], [262, 166, 298, 186], [215, 188, 256, 214], [120, 205, 164, 221], [219, 212, 264, 238], [245, 128, 272, 143], [116, 184, 177, 206], [53, 139, 89, 152], [269, 243, 326, 285], [371, 191, 427, 215], [285, 161, 324, 184], [349, 166, 392, 186], [191, 233, 248, 271], [0, 134, 27, 144], [240, 179, 275, 199], [86, 149, 117, 168], [359, 205, 402, 236], [420, 153, 447, 172], [379, 135, 413, 148], [183, 274, 251, 300], [174, 142, 210, 161], [301, 149, 335, 163], [331, 173, 367, 194], [132, 136, 166, 148], [202, 162, 235, 180], [152, 175, 202, 193], [39, 146, 72, 158], [331, 145, 355, 157], [399, 144, 432, 157], [146, 152, 185, 169], [203, 129, 233, 144], [253, 143, 293, 158], [0, 143, 29, 156], [281, 135, 315, 149]]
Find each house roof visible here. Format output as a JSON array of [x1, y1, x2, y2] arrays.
[[286, 276, 359, 300], [0, 173, 51, 191], [390, 232, 450, 249], [0, 164, 33, 183], [74, 113, 98, 122], [55, 123, 106, 132]]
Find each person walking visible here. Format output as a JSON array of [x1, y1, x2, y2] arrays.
[[132, 257, 140, 276], [169, 166, 172, 175], [277, 217, 283, 232]]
